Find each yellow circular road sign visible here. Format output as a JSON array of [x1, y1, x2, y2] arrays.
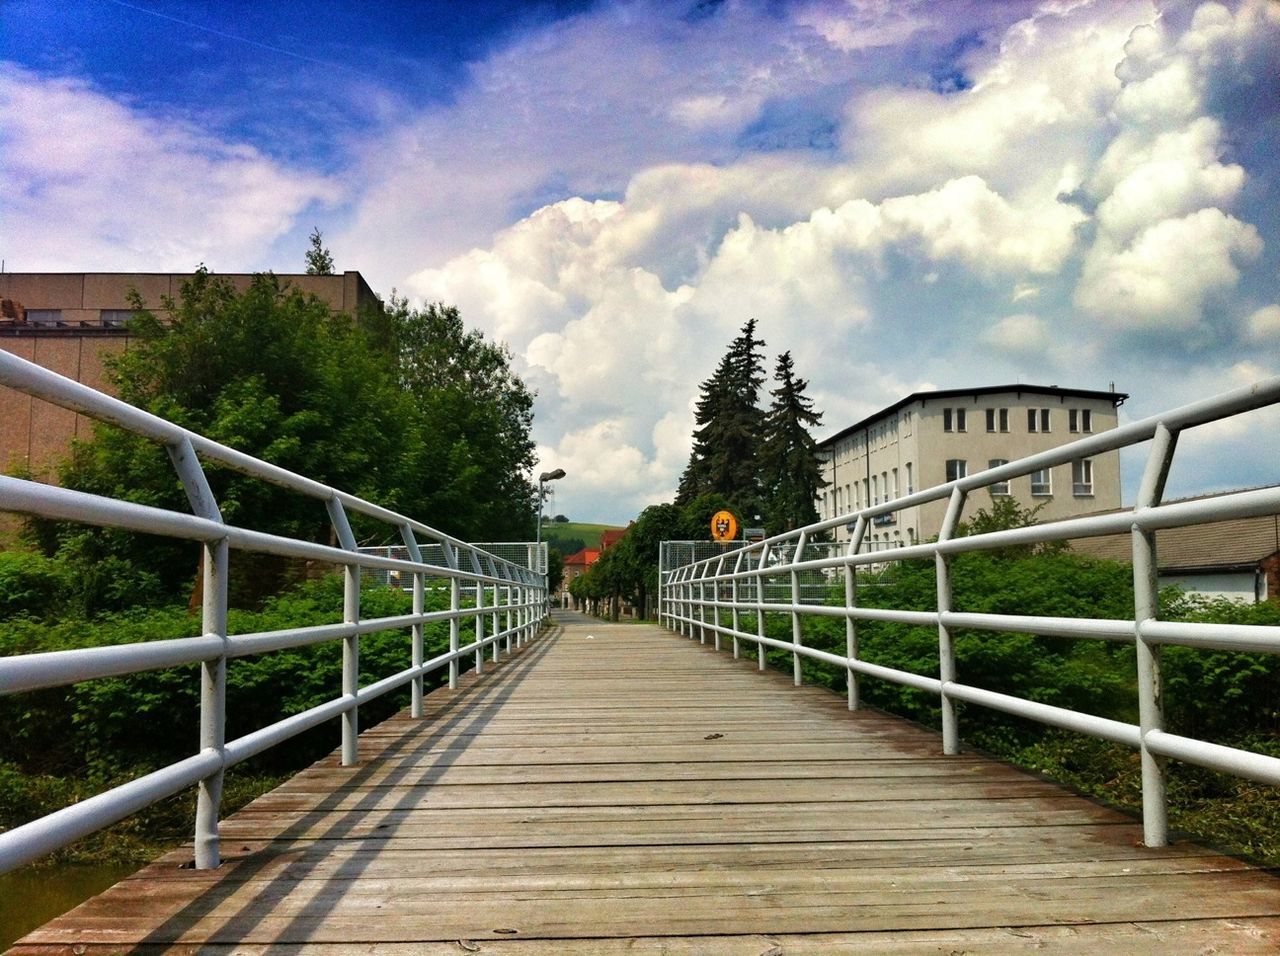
[[710, 510, 739, 542]]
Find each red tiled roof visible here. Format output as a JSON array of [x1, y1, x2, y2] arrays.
[[565, 548, 601, 567]]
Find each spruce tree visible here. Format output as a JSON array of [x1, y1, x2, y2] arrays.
[[676, 319, 768, 518], [760, 350, 826, 535], [305, 227, 335, 275]]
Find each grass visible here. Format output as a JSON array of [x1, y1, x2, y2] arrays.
[[540, 520, 624, 551]]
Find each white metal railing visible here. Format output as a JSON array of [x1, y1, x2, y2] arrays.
[[660, 377, 1280, 847], [0, 350, 549, 874]]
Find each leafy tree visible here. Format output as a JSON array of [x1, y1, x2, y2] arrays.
[[676, 319, 768, 516], [304, 227, 335, 275], [389, 297, 537, 539], [28, 272, 537, 610], [759, 351, 826, 535]]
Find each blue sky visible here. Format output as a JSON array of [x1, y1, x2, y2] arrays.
[[2, 0, 1278, 523]]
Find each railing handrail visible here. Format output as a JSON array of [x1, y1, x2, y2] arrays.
[[0, 350, 550, 874], [659, 375, 1280, 849]]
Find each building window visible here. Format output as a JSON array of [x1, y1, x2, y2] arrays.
[[905, 462, 913, 495], [1028, 408, 1051, 432], [100, 309, 135, 328], [26, 309, 63, 326], [1069, 408, 1093, 433], [882, 471, 889, 501], [1072, 459, 1094, 496], [944, 407, 967, 433], [1031, 467, 1052, 496], [891, 467, 899, 499], [985, 408, 1009, 433], [872, 475, 879, 505], [988, 459, 1010, 495], [945, 458, 967, 482]]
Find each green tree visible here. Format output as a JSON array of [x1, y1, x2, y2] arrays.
[[33, 270, 413, 607], [304, 227, 335, 275], [389, 297, 537, 539], [676, 319, 768, 517], [29, 272, 537, 610], [759, 351, 826, 535]]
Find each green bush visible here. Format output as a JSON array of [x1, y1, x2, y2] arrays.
[[0, 551, 69, 618]]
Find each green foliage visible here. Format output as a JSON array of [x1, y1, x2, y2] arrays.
[[0, 551, 69, 617], [546, 536, 586, 557], [0, 575, 470, 863], [304, 226, 335, 275], [759, 351, 826, 535], [546, 548, 565, 595], [390, 297, 537, 540], [541, 522, 621, 551], [23, 272, 537, 612], [677, 319, 769, 517]]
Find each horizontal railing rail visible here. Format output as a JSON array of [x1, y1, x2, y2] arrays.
[[660, 376, 1280, 848], [0, 350, 548, 874]]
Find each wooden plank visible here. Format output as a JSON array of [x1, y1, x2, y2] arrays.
[[17, 610, 1280, 951]]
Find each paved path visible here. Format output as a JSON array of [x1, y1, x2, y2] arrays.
[[14, 610, 1280, 953]]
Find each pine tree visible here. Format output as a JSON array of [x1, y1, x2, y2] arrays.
[[676, 319, 767, 518], [305, 227, 335, 275], [760, 350, 826, 535]]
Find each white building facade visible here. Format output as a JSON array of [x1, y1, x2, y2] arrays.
[[817, 385, 1127, 547]]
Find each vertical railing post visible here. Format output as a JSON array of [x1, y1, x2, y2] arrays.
[[845, 515, 867, 711], [167, 437, 228, 870], [326, 497, 361, 767], [399, 525, 425, 719], [1134, 423, 1178, 846], [658, 545, 666, 628], [712, 555, 726, 652], [701, 565, 711, 647], [936, 486, 966, 756], [487, 557, 501, 656], [790, 532, 807, 686], [756, 544, 769, 671], [680, 569, 689, 637], [444, 543, 460, 690], [731, 549, 744, 659], [502, 563, 514, 652]]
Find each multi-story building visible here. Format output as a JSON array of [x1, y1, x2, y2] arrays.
[[0, 271, 380, 479], [816, 384, 1128, 547]]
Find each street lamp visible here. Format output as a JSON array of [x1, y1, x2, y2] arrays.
[[535, 468, 566, 573], [535, 468, 566, 618]]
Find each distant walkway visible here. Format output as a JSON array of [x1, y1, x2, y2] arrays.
[[15, 610, 1280, 952]]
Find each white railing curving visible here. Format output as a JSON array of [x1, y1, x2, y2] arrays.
[[0, 350, 548, 873], [660, 377, 1280, 848]]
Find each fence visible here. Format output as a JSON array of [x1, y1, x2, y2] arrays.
[[361, 542, 547, 590], [660, 377, 1280, 847], [0, 350, 548, 874]]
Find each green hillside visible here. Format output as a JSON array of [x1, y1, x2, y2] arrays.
[[541, 521, 624, 553]]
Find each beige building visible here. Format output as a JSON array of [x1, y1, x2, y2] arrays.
[[0, 271, 379, 479], [817, 384, 1128, 547]]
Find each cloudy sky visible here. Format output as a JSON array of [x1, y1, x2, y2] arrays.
[[2, 0, 1277, 523]]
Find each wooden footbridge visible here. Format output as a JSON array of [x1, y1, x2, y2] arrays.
[[14, 611, 1280, 953]]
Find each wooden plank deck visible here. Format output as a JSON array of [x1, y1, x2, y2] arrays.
[[13, 609, 1280, 953]]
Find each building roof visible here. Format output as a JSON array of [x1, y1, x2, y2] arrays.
[[600, 527, 630, 550], [564, 548, 601, 567], [818, 383, 1129, 450], [1070, 489, 1280, 571]]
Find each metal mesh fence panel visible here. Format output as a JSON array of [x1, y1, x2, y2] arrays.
[[359, 542, 547, 590]]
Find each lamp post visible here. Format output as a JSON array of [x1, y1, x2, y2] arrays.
[[536, 468, 565, 614]]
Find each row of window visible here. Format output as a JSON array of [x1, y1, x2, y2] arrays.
[[942, 406, 1094, 434], [946, 458, 1094, 496], [14, 309, 134, 328], [825, 462, 917, 516]]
